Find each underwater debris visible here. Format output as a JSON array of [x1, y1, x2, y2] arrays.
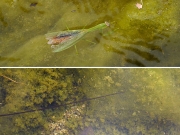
[[136, 3, 142, 9], [45, 22, 109, 52], [0, 74, 21, 84], [42, 105, 86, 135], [30, 2, 38, 7], [136, 0, 143, 9]]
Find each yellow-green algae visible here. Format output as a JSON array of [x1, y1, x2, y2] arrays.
[[78, 69, 180, 134], [0, 0, 180, 66], [0, 69, 180, 134], [0, 69, 85, 134]]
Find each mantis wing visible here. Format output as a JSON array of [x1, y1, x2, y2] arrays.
[[45, 29, 88, 52]]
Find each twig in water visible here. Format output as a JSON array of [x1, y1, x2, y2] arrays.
[[0, 74, 22, 84]]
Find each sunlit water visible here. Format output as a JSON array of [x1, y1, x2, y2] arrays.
[[0, 69, 180, 134], [0, 0, 180, 66]]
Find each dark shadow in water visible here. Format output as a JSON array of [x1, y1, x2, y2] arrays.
[[0, 56, 20, 62], [103, 44, 125, 55], [100, 20, 168, 66], [120, 46, 160, 62], [127, 40, 163, 52], [102, 34, 162, 66], [124, 58, 145, 67], [63, 0, 130, 14], [0, 8, 8, 27]]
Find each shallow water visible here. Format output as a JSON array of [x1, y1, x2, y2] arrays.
[[0, 69, 180, 134], [0, 0, 180, 66], [79, 69, 180, 134]]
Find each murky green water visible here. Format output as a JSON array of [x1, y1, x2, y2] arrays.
[[0, 69, 180, 134], [79, 69, 180, 134], [0, 0, 180, 67]]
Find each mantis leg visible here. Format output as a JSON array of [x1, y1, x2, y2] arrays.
[[82, 23, 88, 30], [74, 22, 88, 54], [74, 44, 79, 54], [102, 28, 119, 36], [64, 22, 79, 54], [84, 39, 96, 44]]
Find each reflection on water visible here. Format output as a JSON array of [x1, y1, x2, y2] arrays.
[[0, 0, 180, 66], [0, 69, 180, 134]]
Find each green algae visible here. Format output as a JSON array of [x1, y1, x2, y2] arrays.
[[1, 69, 180, 134], [77, 69, 180, 134], [0, 0, 180, 66], [0, 69, 85, 134]]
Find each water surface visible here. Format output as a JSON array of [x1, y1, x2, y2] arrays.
[[0, 0, 180, 66]]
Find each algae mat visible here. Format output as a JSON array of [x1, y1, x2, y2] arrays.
[[0, 0, 180, 66], [1, 69, 180, 134]]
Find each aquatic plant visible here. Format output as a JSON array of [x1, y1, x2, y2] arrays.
[[0, 69, 85, 134], [77, 69, 180, 135], [1, 69, 180, 134]]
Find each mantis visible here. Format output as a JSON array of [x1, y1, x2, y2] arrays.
[[45, 21, 110, 53]]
